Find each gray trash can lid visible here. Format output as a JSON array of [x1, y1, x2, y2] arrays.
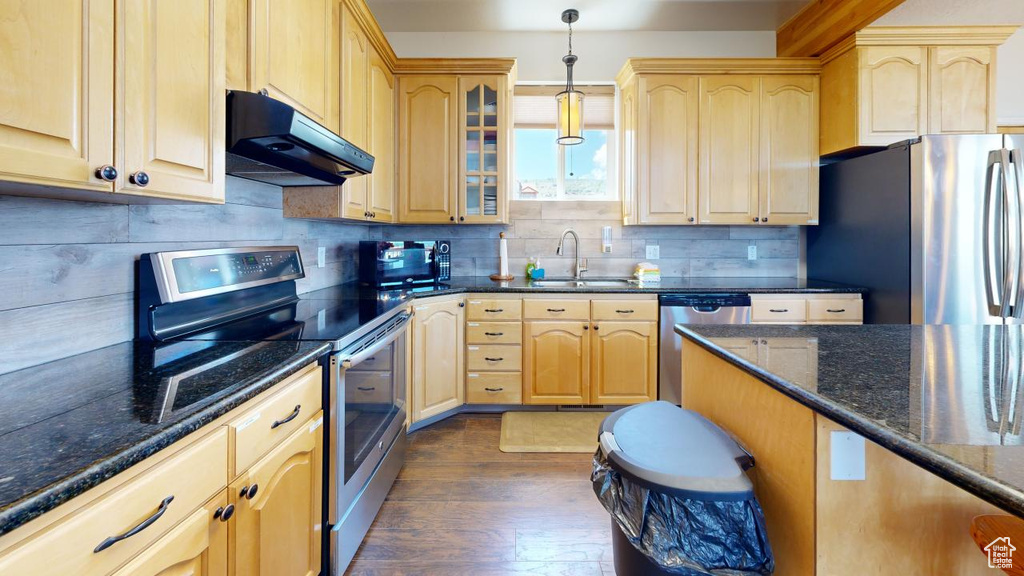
[[599, 401, 754, 499]]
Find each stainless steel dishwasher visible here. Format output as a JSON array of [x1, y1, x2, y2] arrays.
[[659, 294, 752, 405]]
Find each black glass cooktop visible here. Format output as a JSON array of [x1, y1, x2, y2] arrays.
[[184, 283, 446, 344]]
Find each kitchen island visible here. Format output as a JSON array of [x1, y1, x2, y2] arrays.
[[675, 323, 1024, 575]]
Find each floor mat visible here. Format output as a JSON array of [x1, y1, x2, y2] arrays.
[[499, 411, 609, 453]]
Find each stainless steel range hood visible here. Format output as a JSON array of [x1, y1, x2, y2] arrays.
[[226, 90, 374, 187]]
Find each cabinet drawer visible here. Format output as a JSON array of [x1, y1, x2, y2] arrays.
[[466, 372, 522, 404], [0, 429, 227, 576], [230, 365, 322, 476], [808, 299, 863, 323], [751, 299, 807, 323], [591, 300, 658, 321], [467, 345, 522, 372], [466, 299, 522, 321], [524, 299, 590, 320], [466, 321, 522, 345]]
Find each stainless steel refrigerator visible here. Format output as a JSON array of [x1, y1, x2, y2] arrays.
[[808, 134, 1024, 324]]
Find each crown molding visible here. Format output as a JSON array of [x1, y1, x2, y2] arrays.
[[617, 58, 822, 85], [393, 58, 518, 77], [855, 25, 1019, 46], [342, 0, 398, 71]]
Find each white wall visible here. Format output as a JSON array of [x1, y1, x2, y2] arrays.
[[385, 31, 776, 82]]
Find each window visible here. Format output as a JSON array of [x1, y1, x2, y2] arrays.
[[513, 86, 616, 200]]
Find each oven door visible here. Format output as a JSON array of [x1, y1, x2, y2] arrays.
[[327, 312, 409, 574]]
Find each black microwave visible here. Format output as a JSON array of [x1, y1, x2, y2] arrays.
[[358, 240, 451, 287]]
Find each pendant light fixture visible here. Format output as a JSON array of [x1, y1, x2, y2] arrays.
[[556, 8, 584, 146]]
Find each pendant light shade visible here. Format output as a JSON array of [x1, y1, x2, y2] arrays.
[[556, 9, 584, 146]]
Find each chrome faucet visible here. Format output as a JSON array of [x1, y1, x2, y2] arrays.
[[555, 228, 588, 279]]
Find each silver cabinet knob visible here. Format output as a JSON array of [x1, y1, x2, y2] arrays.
[[129, 171, 150, 187], [95, 165, 118, 182]]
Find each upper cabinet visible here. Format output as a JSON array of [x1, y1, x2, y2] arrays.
[[244, 0, 338, 132], [820, 27, 1014, 156], [618, 59, 820, 227], [0, 0, 225, 203], [396, 61, 516, 224]]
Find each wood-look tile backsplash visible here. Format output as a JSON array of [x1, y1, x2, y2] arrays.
[[0, 192, 797, 374]]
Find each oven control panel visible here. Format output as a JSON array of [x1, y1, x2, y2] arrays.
[[169, 248, 304, 295]]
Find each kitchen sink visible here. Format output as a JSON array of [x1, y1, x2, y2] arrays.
[[530, 278, 634, 288]]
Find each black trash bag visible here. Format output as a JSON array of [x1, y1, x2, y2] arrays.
[[592, 447, 774, 576]]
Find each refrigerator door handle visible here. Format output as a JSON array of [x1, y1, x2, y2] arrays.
[[1012, 149, 1024, 319], [999, 149, 1018, 320], [984, 150, 1002, 316]]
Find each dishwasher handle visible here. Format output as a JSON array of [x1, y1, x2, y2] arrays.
[[690, 305, 723, 313]]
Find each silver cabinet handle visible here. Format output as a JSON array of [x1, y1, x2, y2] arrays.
[[95, 165, 118, 182], [357, 386, 376, 391], [129, 171, 150, 187]]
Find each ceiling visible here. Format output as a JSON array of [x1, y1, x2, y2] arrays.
[[876, 0, 1024, 26], [364, 0, 811, 32]]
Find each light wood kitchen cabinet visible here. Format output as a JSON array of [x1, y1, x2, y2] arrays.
[[340, 3, 370, 220], [368, 50, 396, 222], [636, 76, 699, 224], [820, 27, 1014, 155], [109, 491, 228, 576], [397, 75, 459, 223], [699, 75, 760, 225], [617, 60, 820, 227], [0, 0, 225, 203], [591, 321, 658, 404], [759, 76, 819, 225], [230, 410, 323, 576], [0, 0, 114, 194], [465, 295, 523, 405], [396, 61, 515, 224], [411, 297, 465, 421], [249, 0, 338, 132], [523, 321, 591, 405], [751, 293, 863, 324], [0, 363, 323, 576]]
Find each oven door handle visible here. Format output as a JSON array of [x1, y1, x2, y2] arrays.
[[339, 312, 411, 369]]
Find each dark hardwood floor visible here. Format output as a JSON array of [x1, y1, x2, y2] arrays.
[[345, 414, 615, 575]]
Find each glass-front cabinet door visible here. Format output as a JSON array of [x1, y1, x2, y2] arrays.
[[458, 76, 507, 223]]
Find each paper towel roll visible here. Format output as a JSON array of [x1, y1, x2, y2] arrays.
[[499, 233, 509, 277]]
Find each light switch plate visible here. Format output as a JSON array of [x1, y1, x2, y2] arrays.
[[646, 245, 659, 259], [830, 430, 866, 480], [317, 246, 326, 268], [747, 245, 757, 260]]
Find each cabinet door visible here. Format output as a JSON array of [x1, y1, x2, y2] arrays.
[[411, 298, 465, 421], [757, 338, 818, 390], [368, 48, 395, 222], [398, 76, 458, 223], [251, 0, 336, 131], [0, 0, 114, 192], [523, 321, 590, 404], [231, 412, 323, 576], [699, 76, 760, 225], [590, 321, 656, 404], [759, 75, 819, 225], [928, 46, 996, 135], [109, 491, 228, 576], [859, 46, 927, 146], [121, 0, 225, 202], [619, 79, 637, 224], [459, 76, 506, 224], [638, 75, 699, 224], [340, 4, 368, 220]]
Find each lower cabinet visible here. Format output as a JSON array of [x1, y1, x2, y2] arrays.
[[591, 321, 658, 404], [411, 296, 465, 422], [523, 321, 591, 404], [230, 411, 324, 576], [0, 364, 324, 576], [110, 491, 229, 576]]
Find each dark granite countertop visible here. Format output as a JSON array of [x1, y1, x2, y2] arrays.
[[675, 323, 1024, 518], [0, 339, 331, 536], [435, 276, 865, 294]]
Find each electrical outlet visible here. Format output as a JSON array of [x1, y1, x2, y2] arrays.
[[317, 246, 326, 268], [646, 245, 659, 260], [747, 245, 757, 261]]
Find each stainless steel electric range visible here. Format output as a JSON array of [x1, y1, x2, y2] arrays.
[[137, 245, 425, 575]]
